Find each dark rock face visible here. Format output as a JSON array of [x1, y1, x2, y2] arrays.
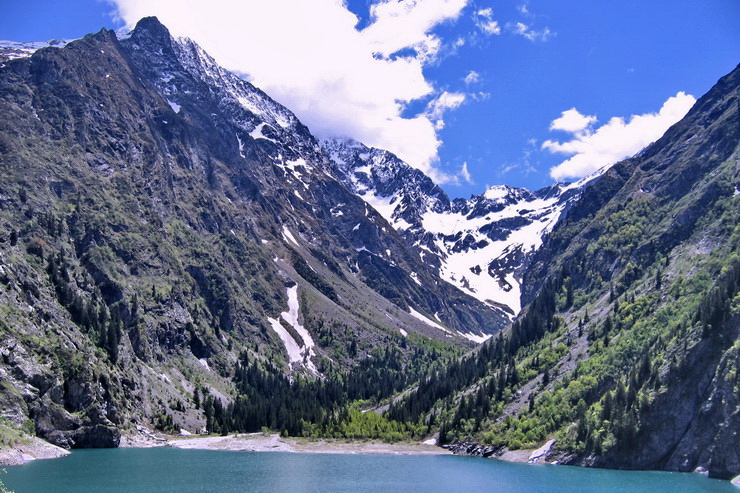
[[590, 317, 739, 479], [443, 441, 499, 458], [32, 398, 120, 449], [71, 425, 121, 449]]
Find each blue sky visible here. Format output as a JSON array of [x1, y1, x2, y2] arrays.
[[1, 0, 738, 198]]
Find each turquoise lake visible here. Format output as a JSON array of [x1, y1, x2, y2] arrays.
[[3, 448, 735, 492]]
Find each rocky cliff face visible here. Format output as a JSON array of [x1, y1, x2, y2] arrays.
[[323, 138, 589, 318], [546, 63, 740, 479], [508, 64, 738, 478], [0, 17, 505, 447]]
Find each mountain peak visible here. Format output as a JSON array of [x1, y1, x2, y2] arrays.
[[125, 16, 178, 57], [131, 16, 172, 39]]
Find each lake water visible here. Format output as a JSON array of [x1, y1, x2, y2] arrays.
[[3, 448, 735, 493]]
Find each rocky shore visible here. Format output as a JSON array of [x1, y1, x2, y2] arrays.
[[443, 439, 562, 464], [161, 433, 450, 455], [0, 436, 69, 466]]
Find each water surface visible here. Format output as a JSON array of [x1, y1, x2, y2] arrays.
[[3, 448, 734, 493]]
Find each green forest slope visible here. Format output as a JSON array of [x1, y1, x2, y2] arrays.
[[386, 63, 739, 479]]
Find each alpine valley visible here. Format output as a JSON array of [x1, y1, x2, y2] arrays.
[[0, 17, 737, 481]]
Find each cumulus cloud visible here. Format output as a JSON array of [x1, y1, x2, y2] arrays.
[[110, 0, 471, 180], [363, 0, 467, 62], [544, 92, 696, 181], [474, 8, 501, 35], [549, 108, 597, 134]]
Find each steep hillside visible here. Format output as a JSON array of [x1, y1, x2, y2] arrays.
[[323, 138, 588, 318], [386, 64, 739, 479], [0, 18, 504, 449]]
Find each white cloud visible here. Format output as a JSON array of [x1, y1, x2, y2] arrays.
[[549, 108, 597, 134], [512, 22, 554, 42], [425, 91, 466, 129], [544, 92, 696, 181], [364, 0, 468, 62], [474, 8, 501, 35], [459, 162, 473, 184], [110, 0, 471, 180], [463, 70, 480, 85], [441, 161, 475, 186]]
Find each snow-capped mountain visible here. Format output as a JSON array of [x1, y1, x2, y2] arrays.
[[323, 138, 590, 317], [0, 39, 73, 64], [1, 16, 509, 378], [1, 21, 586, 325], [0, 16, 521, 446], [322, 138, 451, 230]]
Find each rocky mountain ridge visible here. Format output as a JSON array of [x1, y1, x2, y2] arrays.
[[323, 138, 591, 317], [0, 17, 504, 449], [1, 20, 601, 338]]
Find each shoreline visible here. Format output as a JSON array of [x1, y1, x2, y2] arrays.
[[0, 430, 453, 467], [4, 434, 736, 483], [121, 430, 453, 456], [2, 429, 542, 466]]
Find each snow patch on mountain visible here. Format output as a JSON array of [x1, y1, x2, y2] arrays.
[[282, 226, 299, 246], [458, 331, 492, 344], [410, 272, 422, 286], [422, 189, 567, 314], [359, 192, 398, 225], [409, 307, 450, 334], [268, 285, 318, 374], [249, 123, 276, 143], [408, 306, 489, 342], [0, 39, 72, 63], [236, 133, 246, 157]]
